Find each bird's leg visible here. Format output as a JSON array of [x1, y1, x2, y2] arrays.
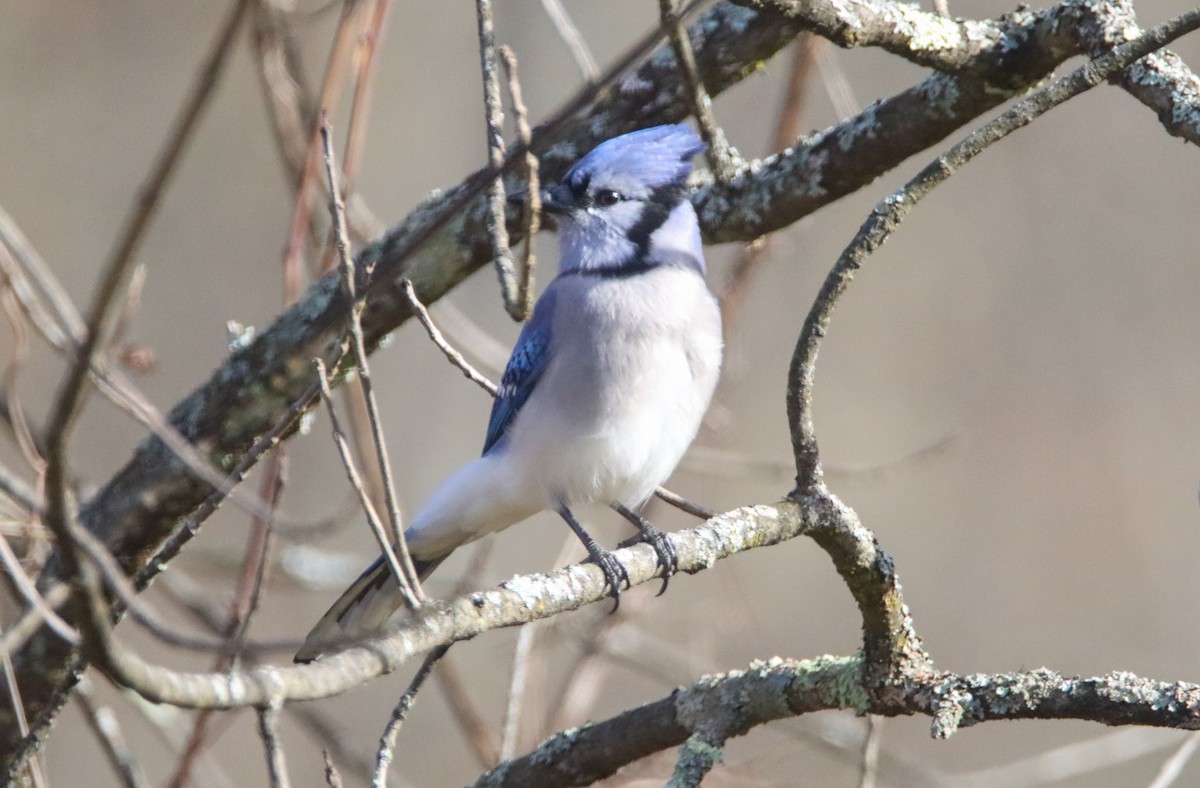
[[613, 503, 677, 596], [557, 505, 629, 610]]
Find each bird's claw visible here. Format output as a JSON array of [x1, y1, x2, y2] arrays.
[[586, 547, 630, 612], [618, 523, 678, 595]]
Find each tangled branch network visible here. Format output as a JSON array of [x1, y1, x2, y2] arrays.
[[4, 0, 1200, 784]]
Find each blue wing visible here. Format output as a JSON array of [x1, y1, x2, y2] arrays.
[[482, 287, 557, 455]]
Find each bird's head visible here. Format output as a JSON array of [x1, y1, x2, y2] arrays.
[[542, 124, 706, 275]]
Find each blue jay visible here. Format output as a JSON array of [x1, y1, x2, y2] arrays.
[[296, 124, 722, 661]]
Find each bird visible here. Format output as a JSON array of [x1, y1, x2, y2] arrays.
[[296, 124, 722, 662]]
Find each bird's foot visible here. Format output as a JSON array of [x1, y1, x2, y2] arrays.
[[584, 545, 630, 612], [615, 510, 678, 596]]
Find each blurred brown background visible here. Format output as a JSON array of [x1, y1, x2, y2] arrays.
[[2, 1, 1200, 785]]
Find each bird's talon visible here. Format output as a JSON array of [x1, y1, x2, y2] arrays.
[[587, 548, 629, 611], [640, 524, 678, 588]]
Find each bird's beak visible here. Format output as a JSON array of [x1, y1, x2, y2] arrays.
[[539, 184, 575, 216]]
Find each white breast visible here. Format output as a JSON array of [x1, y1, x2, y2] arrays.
[[503, 267, 722, 508]]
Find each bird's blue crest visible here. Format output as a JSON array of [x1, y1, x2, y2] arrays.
[[565, 124, 705, 197]]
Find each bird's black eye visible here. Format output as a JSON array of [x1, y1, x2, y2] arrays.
[[594, 189, 621, 207]]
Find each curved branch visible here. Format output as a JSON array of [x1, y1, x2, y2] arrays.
[[732, 0, 1056, 75], [1071, 0, 1200, 144], [85, 504, 810, 710], [475, 659, 1200, 786], [472, 655, 864, 787], [784, 2, 1200, 491]]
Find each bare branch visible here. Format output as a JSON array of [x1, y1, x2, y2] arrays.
[[403, 281, 498, 396], [499, 624, 537, 761], [315, 359, 416, 610], [720, 34, 820, 329], [434, 652, 502, 767], [652, 487, 716, 520], [498, 46, 539, 316], [323, 750, 344, 788], [75, 679, 147, 788], [475, 0, 522, 320], [538, 0, 598, 82], [372, 645, 446, 788], [321, 117, 423, 604], [658, 0, 737, 178], [258, 705, 291, 788], [476, 656, 1200, 786], [80, 502, 815, 709], [858, 716, 882, 788], [785, 3, 1200, 489], [1149, 732, 1200, 788], [0, 533, 77, 646]]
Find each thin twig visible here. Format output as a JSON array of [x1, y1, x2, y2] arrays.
[[786, 4, 1200, 491], [652, 486, 716, 520], [251, 0, 383, 246], [331, 0, 391, 515], [1148, 732, 1200, 788], [152, 572, 379, 785], [720, 35, 820, 331], [434, 654, 501, 768], [37, 4, 253, 781], [0, 288, 44, 479], [280, 0, 368, 297], [315, 358, 417, 610], [402, 281, 498, 396], [498, 46, 539, 318], [323, 750, 344, 788], [167, 453, 286, 788], [0, 205, 85, 347], [538, 0, 598, 82], [657, 0, 735, 179], [0, 465, 38, 518], [135, 380, 322, 590], [500, 623, 537, 761], [72, 513, 298, 658], [330, 0, 391, 259], [94, 0, 252, 356], [317, 0, 391, 275], [859, 715, 882, 788], [373, 645, 448, 788], [108, 264, 148, 359], [292, 706, 376, 787], [258, 705, 291, 788], [320, 117, 423, 606], [0, 210, 315, 531], [75, 679, 147, 788], [0, 649, 44, 788], [0, 533, 77, 646], [474, 0, 522, 320], [0, 584, 70, 657]]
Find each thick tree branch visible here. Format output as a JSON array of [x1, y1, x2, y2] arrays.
[[475, 659, 1200, 786]]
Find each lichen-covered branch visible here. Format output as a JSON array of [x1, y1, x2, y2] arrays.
[[472, 655, 865, 788], [473, 660, 1200, 787], [73, 504, 802, 710], [1070, 0, 1200, 144], [731, 0, 1200, 145]]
